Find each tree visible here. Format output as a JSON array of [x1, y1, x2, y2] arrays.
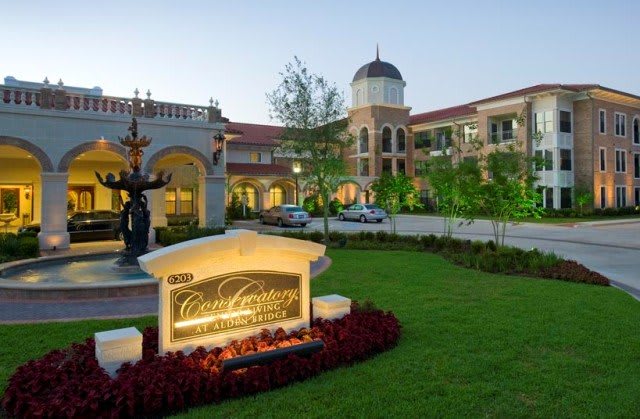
[[267, 57, 354, 243], [425, 156, 482, 237], [370, 173, 422, 233], [575, 187, 593, 215], [477, 143, 543, 246]]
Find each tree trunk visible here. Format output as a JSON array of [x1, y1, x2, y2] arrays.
[[322, 190, 330, 244]]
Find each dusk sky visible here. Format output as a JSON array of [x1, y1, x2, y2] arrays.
[[3, 0, 639, 125]]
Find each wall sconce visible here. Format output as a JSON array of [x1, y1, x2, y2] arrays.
[[24, 185, 31, 200], [213, 132, 225, 165]]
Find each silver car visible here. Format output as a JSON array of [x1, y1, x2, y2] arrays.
[[338, 204, 387, 223], [259, 205, 311, 227]]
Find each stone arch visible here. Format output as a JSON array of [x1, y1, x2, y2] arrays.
[[265, 177, 295, 191], [57, 140, 127, 172], [230, 177, 268, 193], [144, 145, 214, 176], [336, 179, 363, 205], [0, 136, 54, 171]]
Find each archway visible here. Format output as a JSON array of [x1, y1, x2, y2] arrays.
[[0, 141, 45, 230], [57, 140, 127, 173]]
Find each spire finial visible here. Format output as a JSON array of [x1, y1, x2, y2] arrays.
[[376, 43, 379, 60]]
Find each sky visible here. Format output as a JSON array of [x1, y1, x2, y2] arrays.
[[2, 0, 639, 125]]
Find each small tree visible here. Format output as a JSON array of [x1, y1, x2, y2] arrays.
[[370, 173, 422, 233], [575, 187, 593, 215], [425, 156, 482, 237], [477, 144, 543, 246], [267, 57, 354, 244]]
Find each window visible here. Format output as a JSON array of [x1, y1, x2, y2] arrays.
[[382, 127, 392, 153], [545, 187, 554, 208], [165, 188, 177, 215], [180, 188, 194, 214], [490, 122, 498, 144], [269, 184, 286, 206], [615, 112, 626, 137], [635, 187, 640, 206], [599, 147, 606, 172], [501, 120, 514, 141], [634, 117, 639, 144], [616, 185, 627, 208], [535, 150, 543, 171], [559, 111, 571, 133], [560, 149, 572, 171], [535, 111, 554, 134], [356, 89, 362, 106], [615, 149, 627, 173], [397, 159, 406, 175], [600, 186, 606, 209], [397, 128, 406, 152], [463, 124, 477, 143], [560, 187, 572, 209], [414, 160, 427, 176], [249, 152, 262, 163], [419, 189, 430, 206], [382, 158, 392, 174], [414, 132, 431, 149], [635, 153, 640, 178], [599, 109, 606, 134], [435, 131, 450, 150], [359, 127, 368, 153], [389, 87, 398, 105], [545, 150, 553, 170], [358, 158, 369, 176]]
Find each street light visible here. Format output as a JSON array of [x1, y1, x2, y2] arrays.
[[292, 161, 302, 205]]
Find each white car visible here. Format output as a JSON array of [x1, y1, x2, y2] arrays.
[[259, 205, 311, 227], [338, 204, 387, 223]]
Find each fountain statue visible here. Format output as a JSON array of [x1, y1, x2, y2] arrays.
[[96, 118, 172, 268]]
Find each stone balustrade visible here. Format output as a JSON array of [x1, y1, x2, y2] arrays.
[[0, 84, 221, 123]]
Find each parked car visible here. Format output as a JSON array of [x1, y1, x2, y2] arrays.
[[18, 210, 123, 242], [259, 205, 311, 227], [338, 204, 387, 223]]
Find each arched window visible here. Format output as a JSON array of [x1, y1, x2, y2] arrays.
[[389, 87, 398, 105], [359, 127, 369, 153], [382, 127, 392, 153], [269, 184, 286, 206], [397, 128, 406, 153], [232, 183, 260, 212], [356, 89, 363, 106], [634, 117, 639, 145]]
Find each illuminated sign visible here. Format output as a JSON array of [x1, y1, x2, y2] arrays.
[[170, 271, 301, 341]]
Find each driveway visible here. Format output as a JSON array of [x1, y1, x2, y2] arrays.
[[237, 215, 640, 300]]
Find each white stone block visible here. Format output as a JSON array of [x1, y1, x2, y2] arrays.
[[95, 327, 142, 377], [312, 294, 351, 321]]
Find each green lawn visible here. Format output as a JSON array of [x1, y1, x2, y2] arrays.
[[2, 250, 640, 417]]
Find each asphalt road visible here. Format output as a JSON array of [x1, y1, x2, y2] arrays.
[[239, 215, 640, 300]]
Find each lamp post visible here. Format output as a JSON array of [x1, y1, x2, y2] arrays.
[[292, 161, 302, 206]]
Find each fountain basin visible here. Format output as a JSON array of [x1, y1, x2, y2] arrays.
[[0, 252, 157, 300]]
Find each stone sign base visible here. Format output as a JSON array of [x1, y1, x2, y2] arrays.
[[312, 294, 351, 321], [95, 327, 142, 377]]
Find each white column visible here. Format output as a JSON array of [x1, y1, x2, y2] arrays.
[[38, 172, 70, 250], [198, 175, 225, 227], [150, 187, 167, 227]]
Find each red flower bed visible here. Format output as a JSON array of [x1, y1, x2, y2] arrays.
[[3, 305, 400, 418], [539, 260, 609, 286]]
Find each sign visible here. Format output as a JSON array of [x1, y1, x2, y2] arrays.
[[170, 271, 302, 341], [138, 229, 325, 354]]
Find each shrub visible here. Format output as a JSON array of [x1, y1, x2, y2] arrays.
[[302, 195, 323, 217], [167, 215, 199, 226], [17, 236, 39, 259], [155, 226, 225, 246], [328, 198, 343, 216], [470, 240, 486, 255], [2, 309, 400, 418]]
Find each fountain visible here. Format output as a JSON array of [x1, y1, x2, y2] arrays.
[[95, 118, 172, 271]]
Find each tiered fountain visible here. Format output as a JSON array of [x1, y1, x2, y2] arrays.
[[96, 117, 172, 271]]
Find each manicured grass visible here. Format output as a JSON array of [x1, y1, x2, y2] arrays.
[[2, 250, 640, 417]]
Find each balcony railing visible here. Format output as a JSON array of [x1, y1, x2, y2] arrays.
[[1, 84, 221, 123]]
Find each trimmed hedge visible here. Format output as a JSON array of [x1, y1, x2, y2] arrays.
[[155, 226, 226, 246], [2, 306, 400, 418], [0, 233, 39, 263]]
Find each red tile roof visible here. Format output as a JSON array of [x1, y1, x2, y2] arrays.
[[467, 84, 600, 105], [225, 122, 283, 146], [226, 162, 291, 176], [409, 104, 476, 125]]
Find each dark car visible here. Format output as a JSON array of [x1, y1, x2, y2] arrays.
[[19, 210, 123, 242]]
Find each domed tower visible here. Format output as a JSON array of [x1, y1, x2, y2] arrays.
[[351, 47, 405, 107], [347, 47, 411, 194]]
